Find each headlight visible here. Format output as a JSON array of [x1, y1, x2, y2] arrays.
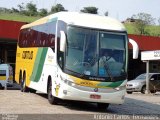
[[64, 79, 75, 86], [60, 75, 75, 86]]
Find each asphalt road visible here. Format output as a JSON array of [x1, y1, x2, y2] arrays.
[[0, 85, 160, 120]]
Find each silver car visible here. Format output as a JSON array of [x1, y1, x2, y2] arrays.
[[126, 73, 160, 94]]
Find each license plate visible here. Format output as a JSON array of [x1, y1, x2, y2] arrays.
[[90, 94, 101, 99]]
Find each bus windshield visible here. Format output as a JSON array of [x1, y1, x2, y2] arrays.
[[65, 26, 127, 81]]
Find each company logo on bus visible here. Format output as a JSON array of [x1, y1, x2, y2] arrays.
[[22, 51, 33, 60], [79, 81, 94, 86]]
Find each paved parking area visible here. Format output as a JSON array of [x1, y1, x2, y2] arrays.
[[0, 84, 160, 120]]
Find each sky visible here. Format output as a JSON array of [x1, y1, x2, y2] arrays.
[[0, 0, 160, 23]]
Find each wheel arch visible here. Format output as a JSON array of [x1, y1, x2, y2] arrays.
[[47, 75, 52, 93]]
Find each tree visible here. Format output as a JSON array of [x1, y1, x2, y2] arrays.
[[0, 7, 12, 13], [39, 9, 48, 17], [25, 2, 38, 16], [132, 13, 155, 35], [158, 18, 160, 26], [17, 3, 26, 14], [50, 4, 67, 13], [80, 7, 98, 14], [12, 7, 19, 13]]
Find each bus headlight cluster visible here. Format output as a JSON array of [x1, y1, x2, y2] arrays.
[[64, 79, 75, 86], [60, 75, 75, 87]]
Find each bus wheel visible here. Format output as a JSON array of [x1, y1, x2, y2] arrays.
[[47, 80, 58, 105], [21, 72, 28, 92], [97, 103, 109, 111]]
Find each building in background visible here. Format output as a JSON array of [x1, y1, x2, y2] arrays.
[[128, 35, 160, 79], [0, 20, 26, 80], [0, 20, 26, 64]]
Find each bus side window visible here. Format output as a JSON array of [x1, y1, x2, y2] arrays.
[[48, 21, 56, 51], [19, 28, 28, 47]]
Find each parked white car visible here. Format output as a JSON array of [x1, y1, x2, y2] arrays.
[[126, 73, 160, 94], [0, 64, 13, 89]]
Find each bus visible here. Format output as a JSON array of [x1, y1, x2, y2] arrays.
[[15, 12, 138, 110]]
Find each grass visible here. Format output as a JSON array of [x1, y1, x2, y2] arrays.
[[0, 13, 41, 23], [124, 24, 136, 34], [124, 23, 160, 36], [146, 25, 160, 36]]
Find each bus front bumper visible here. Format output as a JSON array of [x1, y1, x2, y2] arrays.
[[55, 83, 126, 104]]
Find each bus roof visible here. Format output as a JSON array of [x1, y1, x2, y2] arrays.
[[21, 12, 126, 31]]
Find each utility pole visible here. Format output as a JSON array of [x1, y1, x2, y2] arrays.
[[146, 60, 150, 94]]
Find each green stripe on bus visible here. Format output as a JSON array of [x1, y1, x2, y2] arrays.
[[98, 80, 124, 88], [30, 48, 48, 82]]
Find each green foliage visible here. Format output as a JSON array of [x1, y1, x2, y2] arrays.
[[158, 18, 160, 26], [39, 9, 48, 17], [50, 4, 67, 13], [124, 23, 160, 36], [0, 7, 13, 13], [25, 2, 38, 16], [0, 13, 40, 22], [131, 13, 155, 35], [81, 7, 98, 14], [17, 3, 26, 15], [11, 8, 19, 13]]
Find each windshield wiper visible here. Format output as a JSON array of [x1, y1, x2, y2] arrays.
[[102, 59, 115, 82], [65, 68, 85, 77]]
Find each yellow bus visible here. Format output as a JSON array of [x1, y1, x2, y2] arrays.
[[15, 12, 138, 110]]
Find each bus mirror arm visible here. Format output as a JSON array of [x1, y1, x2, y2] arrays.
[[60, 31, 66, 52], [129, 38, 139, 59]]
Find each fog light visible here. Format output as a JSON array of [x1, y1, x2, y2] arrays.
[[63, 90, 67, 95], [115, 87, 120, 91]]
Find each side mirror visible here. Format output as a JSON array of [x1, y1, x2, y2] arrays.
[[129, 38, 139, 59], [60, 31, 66, 52]]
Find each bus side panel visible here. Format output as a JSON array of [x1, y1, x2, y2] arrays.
[[28, 48, 56, 93], [15, 46, 38, 86]]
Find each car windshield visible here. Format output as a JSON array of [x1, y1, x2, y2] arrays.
[[65, 26, 127, 81], [135, 74, 146, 80]]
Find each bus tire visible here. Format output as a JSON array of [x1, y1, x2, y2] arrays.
[[97, 103, 109, 111], [21, 71, 28, 92], [47, 79, 58, 105]]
